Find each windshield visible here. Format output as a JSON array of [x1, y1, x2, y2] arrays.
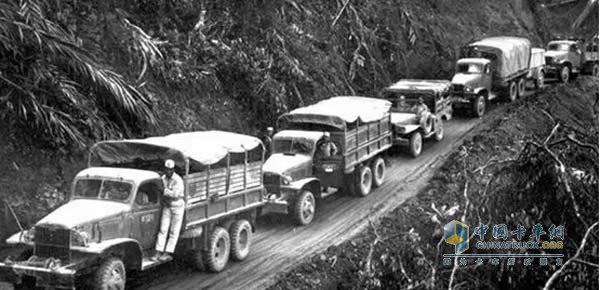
[[547, 43, 569, 51], [73, 179, 133, 202], [457, 63, 483, 74], [273, 138, 314, 155]]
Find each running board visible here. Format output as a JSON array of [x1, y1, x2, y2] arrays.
[[141, 256, 173, 271]]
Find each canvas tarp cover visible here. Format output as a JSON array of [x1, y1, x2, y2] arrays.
[[89, 131, 263, 170], [467, 37, 531, 78], [278, 96, 391, 130]]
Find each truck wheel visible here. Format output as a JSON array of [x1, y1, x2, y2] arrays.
[[471, 94, 486, 117], [371, 157, 386, 188], [409, 132, 423, 158], [434, 123, 444, 142], [559, 65, 570, 83], [230, 219, 252, 261], [517, 77, 526, 98], [535, 70, 545, 89], [355, 165, 373, 197], [508, 81, 517, 102], [205, 227, 230, 272], [93, 257, 126, 290], [293, 190, 315, 225]]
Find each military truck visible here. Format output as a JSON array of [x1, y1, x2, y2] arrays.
[[0, 131, 265, 289], [451, 37, 532, 117], [262, 97, 393, 225], [544, 37, 599, 82], [381, 79, 453, 157]]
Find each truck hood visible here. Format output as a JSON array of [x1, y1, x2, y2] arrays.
[[451, 73, 481, 87], [37, 199, 130, 229], [391, 112, 417, 126], [263, 153, 312, 178], [544, 50, 566, 58]]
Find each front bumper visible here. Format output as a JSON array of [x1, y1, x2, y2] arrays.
[[262, 185, 298, 215], [0, 260, 76, 289], [450, 94, 476, 108]]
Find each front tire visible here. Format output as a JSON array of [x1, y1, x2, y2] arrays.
[[472, 94, 486, 117], [559, 65, 570, 83], [409, 132, 423, 157], [93, 257, 126, 290], [205, 227, 230, 272], [371, 157, 386, 188], [230, 219, 252, 261], [293, 190, 315, 226]]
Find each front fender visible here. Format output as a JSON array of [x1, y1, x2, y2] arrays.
[[285, 177, 321, 194], [5, 231, 34, 246], [73, 238, 143, 270]]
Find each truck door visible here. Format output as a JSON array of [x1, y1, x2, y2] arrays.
[[314, 138, 344, 189], [131, 179, 163, 250]]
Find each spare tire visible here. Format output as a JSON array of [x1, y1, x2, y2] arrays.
[[420, 113, 434, 135]]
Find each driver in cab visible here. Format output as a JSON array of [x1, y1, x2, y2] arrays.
[[317, 132, 338, 158]]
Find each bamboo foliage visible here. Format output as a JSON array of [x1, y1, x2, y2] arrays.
[[0, 0, 156, 148]]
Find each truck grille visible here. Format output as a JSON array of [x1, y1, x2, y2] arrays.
[[545, 56, 553, 65], [452, 84, 464, 94], [263, 173, 280, 186], [34, 226, 71, 262]]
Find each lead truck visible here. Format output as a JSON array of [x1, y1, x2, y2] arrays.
[[263, 96, 393, 225], [1, 131, 265, 289], [451, 37, 532, 117]]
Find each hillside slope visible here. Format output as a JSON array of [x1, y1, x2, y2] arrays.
[[1, 0, 597, 241]]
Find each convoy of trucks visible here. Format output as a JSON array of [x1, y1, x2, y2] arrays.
[[1, 34, 598, 289]]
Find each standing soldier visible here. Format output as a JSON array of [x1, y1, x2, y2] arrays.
[[263, 127, 274, 159], [153, 159, 185, 261]]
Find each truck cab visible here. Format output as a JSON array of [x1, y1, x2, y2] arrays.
[[451, 58, 493, 117]]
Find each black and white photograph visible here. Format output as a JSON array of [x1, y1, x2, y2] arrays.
[[0, 0, 598, 289]]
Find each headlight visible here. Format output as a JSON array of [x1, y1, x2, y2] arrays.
[[71, 230, 90, 247], [281, 174, 292, 185], [22, 227, 35, 243], [396, 126, 406, 134], [464, 86, 473, 92]]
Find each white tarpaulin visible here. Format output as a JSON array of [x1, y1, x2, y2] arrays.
[[279, 96, 391, 130], [89, 131, 263, 170], [467, 37, 531, 79]]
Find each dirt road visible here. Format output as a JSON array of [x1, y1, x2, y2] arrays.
[[131, 116, 482, 290]]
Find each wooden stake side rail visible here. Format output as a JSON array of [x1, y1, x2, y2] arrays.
[[183, 161, 264, 229], [343, 115, 392, 171]]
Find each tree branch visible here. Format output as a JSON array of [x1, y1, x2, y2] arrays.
[[543, 221, 599, 290]]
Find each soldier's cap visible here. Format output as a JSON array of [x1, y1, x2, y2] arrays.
[[267, 127, 274, 132], [164, 159, 175, 169]]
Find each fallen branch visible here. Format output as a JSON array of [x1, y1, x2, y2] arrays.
[[543, 221, 599, 290], [331, 0, 351, 28]]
